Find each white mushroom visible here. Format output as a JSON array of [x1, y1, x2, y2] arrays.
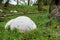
[[5, 16, 37, 33]]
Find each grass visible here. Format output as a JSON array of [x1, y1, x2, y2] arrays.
[[0, 5, 60, 40]]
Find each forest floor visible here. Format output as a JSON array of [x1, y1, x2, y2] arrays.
[[0, 5, 60, 40]]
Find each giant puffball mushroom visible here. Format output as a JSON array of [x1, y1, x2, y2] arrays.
[[5, 16, 37, 33]]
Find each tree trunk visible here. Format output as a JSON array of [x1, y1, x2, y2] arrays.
[[4, 0, 9, 9], [38, 0, 44, 11], [28, 0, 30, 5], [0, 0, 2, 4], [0, 0, 3, 6], [17, 0, 18, 5], [48, 0, 60, 27]]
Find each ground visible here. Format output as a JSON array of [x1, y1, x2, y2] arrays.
[[0, 5, 60, 40]]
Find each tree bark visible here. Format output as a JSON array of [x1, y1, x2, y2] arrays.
[[0, 0, 3, 5], [0, 0, 2, 4], [38, 0, 46, 11], [28, 0, 30, 5], [38, 0, 43, 11], [4, 0, 9, 9], [48, 0, 60, 27]]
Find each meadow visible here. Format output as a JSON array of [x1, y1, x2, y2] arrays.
[[0, 5, 60, 40]]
